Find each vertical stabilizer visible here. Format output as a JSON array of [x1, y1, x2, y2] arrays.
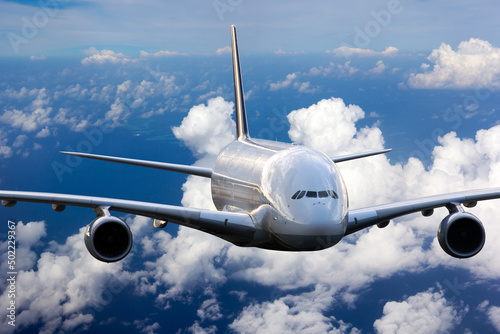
[[231, 25, 249, 141]]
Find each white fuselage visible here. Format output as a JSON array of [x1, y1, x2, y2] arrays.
[[211, 138, 348, 251]]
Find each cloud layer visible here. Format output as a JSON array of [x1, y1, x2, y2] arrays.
[[2, 93, 500, 333], [408, 38, 500, 89]]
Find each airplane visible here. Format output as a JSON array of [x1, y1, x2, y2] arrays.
[[1, 26, 500, 263]]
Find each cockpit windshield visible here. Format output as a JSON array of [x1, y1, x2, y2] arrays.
[[291, 190, 338, 200]]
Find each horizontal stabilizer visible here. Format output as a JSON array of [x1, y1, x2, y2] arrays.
[[61, 151, 212, 178], [331, 149, 391, 163]]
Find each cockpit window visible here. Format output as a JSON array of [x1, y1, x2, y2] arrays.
[[328, 190, 338, 199], [306, 191, 317, 198], [291, 190, 338, 200]]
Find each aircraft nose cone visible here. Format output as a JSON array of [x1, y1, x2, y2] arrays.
[[293, 201, 345, 235]]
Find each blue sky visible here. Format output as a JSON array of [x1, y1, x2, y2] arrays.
[[2, 0, 500, 56], [1, 0, 500, 333]]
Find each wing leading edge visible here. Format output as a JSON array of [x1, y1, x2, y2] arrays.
[[61, 151, 213, 178], [331, 149, 392, 163], [347, 188, 500, 235], [0, 190, 255, 244]]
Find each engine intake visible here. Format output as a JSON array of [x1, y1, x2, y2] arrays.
[[84, 216, 133, 262], [437, 212, 485, 258]]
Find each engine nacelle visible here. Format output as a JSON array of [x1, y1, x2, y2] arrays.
[[84, 216, 133, 262], [437, 212, 485, 258]]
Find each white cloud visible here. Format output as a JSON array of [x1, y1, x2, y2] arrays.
[[0, 217, 150, 333], [230, 287, 359, 334], [4, 87, 35, 99], [487, 304, 500, 332], [188, 321, 217, 334], [215, 46, 231, 55], [30, 55, 46, 61], [81, 47, 135, 65], [117, 80, 132, 95], [275, 49, 305, 55], [13, 134, 27, 148], [103, 97, 130, 128], [197, 298, 222, 321], [134, 319, 161, 334], [0, 88, 52, 132], [373, 290, 467, 334], [36, 126, 50, 138], [308, 61, 359, 77], [369, 60, 386, 74], [408, 38, 500, 89], [197, 87, 225, 102], [4, 91, 500, 332], [172, 97, 235, 157], [0, 133, 13, 159], [287, 97, 373, 154], [135, 228, 229, 306], [54, 108, 90, 132], [269, 73, 298, 91], [140, 50, 187, 57], [269, 73, 317, 93], [331, 46, 398, 58], [337, 61, 359, 76]]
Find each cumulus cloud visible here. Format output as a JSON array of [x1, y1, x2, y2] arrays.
[[4, 91, 500, 332], [53, 108, 90, 132], [486, 303, 500, 332], [331, 46, 398, 58], [140, 50, 187, 57], [230, 287, 359, 334], [215, 46, 231, 55], [167, 94, 500, 333], [172, 97, 235, 157], [4, 87, 37, 99], [408, 38, 500, 89], [103, 98, 130, 127], [0, 131, 13, 159], [0, 217, 151, 333], [134, 319, 161, 334], [269, 73, 316, 93], [30, 55, 46, 61], [135, 228, 229, 306], [81, 47, 135, 65], [0, 88, 53, 134], [309, 61, 360, 77], [287, 97, 376, 154], [369, 60, 386, 74], [197, 298, 223, 321], [13, 134, 27, 148], [274, 50, 305, 55], [373, 290, 467, 334], [269, 73, 297, 91]]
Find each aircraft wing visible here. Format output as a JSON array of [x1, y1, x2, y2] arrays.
[[331, 149, 391, 163], [0, 190, 255, 242], [346, 188, 500, 235], [61, 151, 213, 178]]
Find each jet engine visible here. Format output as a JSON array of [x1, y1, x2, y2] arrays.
[[84, 216, 133, 262], [437, 212, 485, 258]]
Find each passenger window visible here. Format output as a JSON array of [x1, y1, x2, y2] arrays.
[[291, 190, 301, 199], [297, 191, 306, 199], [318, 191, 328, 198], [306, 191, 317, 198]]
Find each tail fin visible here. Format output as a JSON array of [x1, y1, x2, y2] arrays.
[[231, 25, 250, 141]]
